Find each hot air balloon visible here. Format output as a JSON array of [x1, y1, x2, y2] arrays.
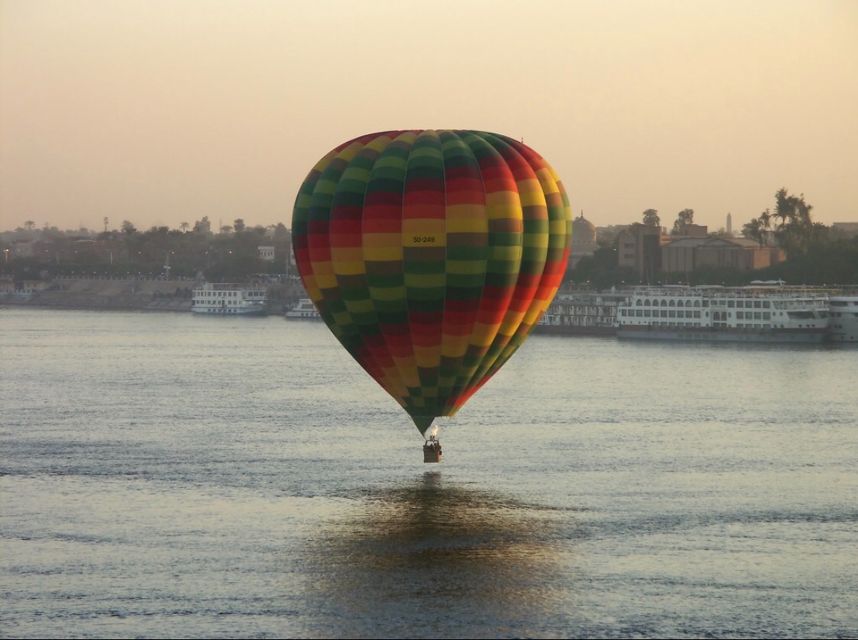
[[291, 130, 572, 456]]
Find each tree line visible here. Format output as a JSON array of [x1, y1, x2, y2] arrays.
[[1, 217, 294, 282]]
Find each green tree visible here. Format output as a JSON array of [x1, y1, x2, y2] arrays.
[[772, 188, 813, 255], [642, 209, 660, 227], [273, 222, 289, 240], [671, 209, 694, 235], [193, 216, 211, 234]]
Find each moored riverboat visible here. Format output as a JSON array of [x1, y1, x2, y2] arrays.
[[285, 298, 320, 320], [535, 291, 626, 336], [191, 283, 267, 316], [616, 285, 829, 344], [828, 295, 858, 343]]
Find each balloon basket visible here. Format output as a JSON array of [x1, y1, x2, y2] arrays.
[[423, 436, 442, 463]]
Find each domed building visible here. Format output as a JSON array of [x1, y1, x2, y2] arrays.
[[570, 211, 597, 268]]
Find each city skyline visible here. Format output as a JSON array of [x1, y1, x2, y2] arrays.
[[2, 0, 857, 232]]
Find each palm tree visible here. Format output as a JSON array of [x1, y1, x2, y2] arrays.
[[773, 187, 793, 229], [770, 188, 815, 255]]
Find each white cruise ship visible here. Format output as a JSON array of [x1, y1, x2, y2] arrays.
[[284, 298, 321, 320], [616, 285, 829, 344], [536, 291, 626, 335], [191, 283, 267, 316], [828, 296, 858, 343]]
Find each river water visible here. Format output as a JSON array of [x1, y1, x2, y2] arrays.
[[1, 307, 856, 638]]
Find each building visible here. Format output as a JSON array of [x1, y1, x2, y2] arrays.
[[661, 236, 784, 274], [569, 212, 597, 269], [660, 237, 705, 274], [257, 245, 276, 262], [679, 224, 708, 238], [616, 223, 666, 282]]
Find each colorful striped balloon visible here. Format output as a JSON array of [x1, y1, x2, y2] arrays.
[[292, 130, 572, 434]]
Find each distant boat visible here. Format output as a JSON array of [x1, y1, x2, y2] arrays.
[[616, 285, 829, 344], [536, 291, 626, 336], [191, 283, 267, 316], [285, 298, 320, 320], [828, 295, 858, 343]]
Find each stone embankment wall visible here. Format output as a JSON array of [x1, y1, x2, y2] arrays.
[[3, 277, 194, 312], [1, 276, 309, 313]]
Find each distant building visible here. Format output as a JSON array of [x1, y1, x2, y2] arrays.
[[660, 237, 704, 274], [662, 236, 784, 274], [11, 239, 36, 257], [677, 224, 708, 238], [595, 224, 628, 248], [726, 212, 733, 236], [258, 246, 276, 262], [617, 223, 666, 282], [569, 211, 597, 268]]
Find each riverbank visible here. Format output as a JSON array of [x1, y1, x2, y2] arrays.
[[1, 277, 194, 312], [0, 276, 304, 314]]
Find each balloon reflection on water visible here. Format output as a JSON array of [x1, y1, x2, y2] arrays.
[[301, 473, 585, 637]]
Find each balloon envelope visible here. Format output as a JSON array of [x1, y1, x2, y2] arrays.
[[292, 130, 572, 434]]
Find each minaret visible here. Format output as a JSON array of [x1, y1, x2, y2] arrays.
[[726, 212, 733, 236]]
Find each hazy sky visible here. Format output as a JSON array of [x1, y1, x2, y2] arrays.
[[1, 0, 857, 233]]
